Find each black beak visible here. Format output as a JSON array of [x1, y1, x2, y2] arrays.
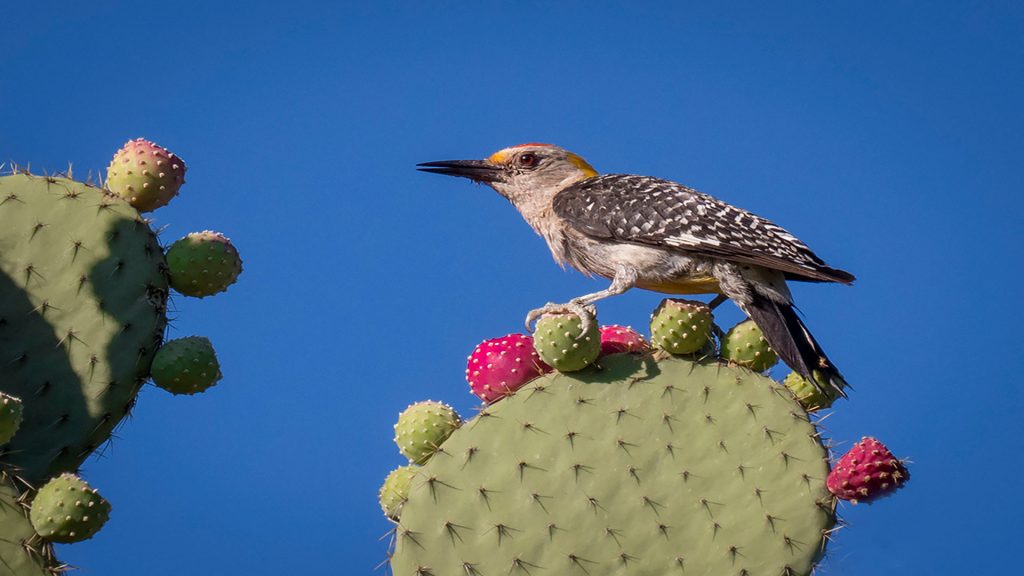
[[416, 159, 502, 183]]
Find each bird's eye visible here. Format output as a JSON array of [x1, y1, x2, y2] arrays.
[[517, 153, 538, 168]]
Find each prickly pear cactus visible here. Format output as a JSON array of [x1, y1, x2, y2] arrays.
[[382, 296, 912, 574], [0, 474, 56, 575], [29, 473, 110, 544], [0, 140, 242, 573], [165, 231, 243, 298], [533, 312, 601, 372], [721, 319, 779, 372], [650, 298, 713, 354], [389, 354, 835, 575], [379, 465, 420, 521], [784, 372, 837, 412], [394, 401, 462, 464], [0, 172, 169, 483], [151, 336, 222, 395]]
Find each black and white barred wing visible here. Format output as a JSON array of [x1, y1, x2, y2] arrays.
[[552, 174, 854, 284]]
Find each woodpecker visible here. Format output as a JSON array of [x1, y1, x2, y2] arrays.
[[418, 143, 854, 394]]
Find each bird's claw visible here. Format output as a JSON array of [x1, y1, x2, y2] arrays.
[[525, 301, 597, 337]]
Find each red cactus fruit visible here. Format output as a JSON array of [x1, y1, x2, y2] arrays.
[[466, 334, 551, 403], [827, 436, 910, 503], [599, 325, 650, 355]]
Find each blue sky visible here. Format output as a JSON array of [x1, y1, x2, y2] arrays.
[[2, 2, 1021, 574]]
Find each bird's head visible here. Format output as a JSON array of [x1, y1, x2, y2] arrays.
[[418, 143, 598, 204]]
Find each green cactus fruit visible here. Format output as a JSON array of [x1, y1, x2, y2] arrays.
[[105, 138, 186, 212], [150, 336, 222, 395], [721, 319, 779, 372], [390, 354, 834, 575], [0, 473, 56, 576], [0, 173, 168, 483], [0, 392, 24, 445], [165, 231, 243, 298], [784, 371, 837, 411], [532, 312, 601, 372], [29, 473, 111, 544], [379, 464, 420, 521], [649, 298, 713, 354], [394, 401, 461, 464]]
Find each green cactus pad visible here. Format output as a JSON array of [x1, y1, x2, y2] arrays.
[[722, 319, 779, 372], [151, 336, 221, 395], [650, 298, 713, 354], [0, 473, 57, 575], [784, 372, 837, 412], [165, 231, 243, 298], [379, 464, 420, 521], [0, 392, 24, 445], [391, 355, 834, 575], [0, 174, 168, 483], [105, 138, 186, 212], [29, 473, 111, 544], [394, 401, 461, 464], [533, 313, 600, 372]]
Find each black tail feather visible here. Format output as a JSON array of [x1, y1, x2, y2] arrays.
[[744, 295, 848, 397]]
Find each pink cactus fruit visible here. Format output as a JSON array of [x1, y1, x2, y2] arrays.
[[827, 436, 910, 503], [599, 325, 650, 355], [466, 334, 551, 402], [106, 138, 186, 212]]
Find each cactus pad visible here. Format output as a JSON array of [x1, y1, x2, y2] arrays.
[[105, 138, 186, 212], [0, 392, 24, 445], [165, 231, 243, 298], [533, 313, 600, 372], [0, 173, 168, 483], [0, 474, 57, 575], [379, 464, 420, 521], [150, 336, 222, 395], [29, 473, 111, 544], [394, 401, 462, 464], [721, 319, 779, 372], [390, 355, 834, 575], [649, 298, 713, 354]]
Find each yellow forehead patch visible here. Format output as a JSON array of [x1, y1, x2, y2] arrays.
[[567, 152, 598, 178], [487, 150, 511, 164]]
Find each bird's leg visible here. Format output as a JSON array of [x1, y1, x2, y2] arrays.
[[707, 294, 728, 310], [703, 294, 729, 350], [525, 266, 638, 335]]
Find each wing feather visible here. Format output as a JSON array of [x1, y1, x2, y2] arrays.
[[552, 174, 854, 284]]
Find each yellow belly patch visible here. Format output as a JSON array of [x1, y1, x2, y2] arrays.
[[640, 276, 722, 295]]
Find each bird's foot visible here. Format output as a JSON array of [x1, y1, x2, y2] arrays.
[[525, 300, 597, 336]]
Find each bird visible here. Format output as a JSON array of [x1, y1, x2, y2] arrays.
[[418, 143, 854, 395]]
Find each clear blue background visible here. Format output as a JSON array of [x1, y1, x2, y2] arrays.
[[2, 2, 1021, 574]]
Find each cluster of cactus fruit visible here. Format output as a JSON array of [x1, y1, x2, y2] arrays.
[[380, 299, 909, 575], [0, 139, 241, 573]]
